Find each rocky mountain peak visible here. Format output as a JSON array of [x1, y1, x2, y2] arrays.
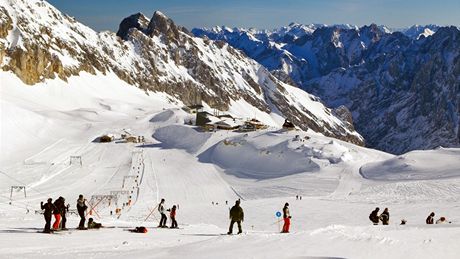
[[116, 12, 150, 39], [0, 0, 365, 146], [359, 23, 386, 43], [146, 11, 190, 38]]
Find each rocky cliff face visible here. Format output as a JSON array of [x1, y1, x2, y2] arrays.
[[194, 24, 460, 154], [0, 0, 364, 145]]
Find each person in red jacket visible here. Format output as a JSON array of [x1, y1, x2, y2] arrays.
[[52, 197, 63, 230], [169, 205, 178, 228], [282, 202, 291, 233]]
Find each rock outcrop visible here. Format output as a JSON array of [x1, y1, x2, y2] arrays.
[[116, 13, 149, 40]]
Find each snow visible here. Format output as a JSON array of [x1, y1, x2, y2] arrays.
[[401, 25, 440, 39], [1, 1, 460, 258], [1, 69, 460, 258], [153, 125, 212, 154], [360, 149, 460, 181]]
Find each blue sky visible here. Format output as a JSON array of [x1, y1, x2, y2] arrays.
[[48, 0, 460, 32]]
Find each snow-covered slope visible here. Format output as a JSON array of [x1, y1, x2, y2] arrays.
[[1, 2, 460, 258], [361, 148, 460, 181], [1, 70, 460, 258], [0, 0, 363, 145]]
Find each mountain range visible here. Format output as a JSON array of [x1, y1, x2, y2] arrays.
[[1, 0, 458, 154], [193, 23, 460, 154], [0, 0, 363, 145]]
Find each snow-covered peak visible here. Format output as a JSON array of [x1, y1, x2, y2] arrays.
[[401, 24, 440, 39], [0, 0, 364, 145], [153, 10, 167, 19], [270, 23, 319, 40], [147, 10, 188, 36]]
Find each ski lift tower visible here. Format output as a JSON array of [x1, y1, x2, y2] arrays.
[[70, 156, 82, 166], [10, 185, 26, 202]]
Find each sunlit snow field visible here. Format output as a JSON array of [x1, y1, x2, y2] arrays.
[[1, 72, 460, 259]]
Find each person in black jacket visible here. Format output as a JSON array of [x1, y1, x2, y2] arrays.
[[380, 208, 390, 225], [426, 212, 435, 224], [40, 198, 55, 233], [87, 218, 102, 229], [369, 207, 380, 225], [59, 197, 69, 230], [227, 200, 244, 234], [76, 194, 88, 230]]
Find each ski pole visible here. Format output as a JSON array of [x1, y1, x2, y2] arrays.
[[144, 204, 159, 221]]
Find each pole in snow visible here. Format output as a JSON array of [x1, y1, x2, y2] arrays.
[[276, 211, 282, 232]]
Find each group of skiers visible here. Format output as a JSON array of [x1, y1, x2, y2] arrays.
[[227, 200, 292, 234], [40, 196, 69, 233], [157, 198, 178, 229], [40, 194, 89, 233], [370, 208, 451, 225], [369, 207, 390, 225], [41, 196, 452, 234], [426, 212, 450, 224]]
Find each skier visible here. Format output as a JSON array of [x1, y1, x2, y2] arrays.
[[169, 205, 178, 228], [436, 217, 447, 224], [129, 226, 148, 233], [76, 194, 88, 230], [52, 197, 63, 230], [426, 212, 435, 224], [87, 218, 102, 229], [158, 198, 167, 228], [227, 200, 244, 235], [281, 202, 291, 233], [380, 208, 390, 225], [40, 198, 55, 233], [60, 197, 69, 230], [369, 207, 380, 225]]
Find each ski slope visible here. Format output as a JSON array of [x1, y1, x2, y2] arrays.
[[1, 71, 460, 259]]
